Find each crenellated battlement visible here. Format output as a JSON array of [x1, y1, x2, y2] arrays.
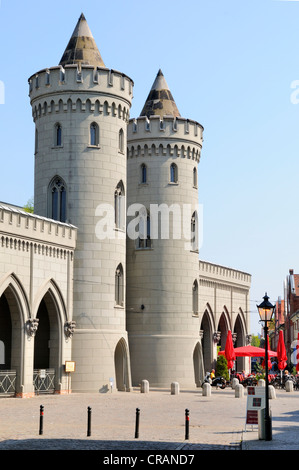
[[0, 203, 77, 250], [28, 65, 134, 122], [127, 115, 203, 162]]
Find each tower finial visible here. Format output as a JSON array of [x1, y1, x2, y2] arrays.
[[59, 13, 105, 68], [140, 69, 180, 118]]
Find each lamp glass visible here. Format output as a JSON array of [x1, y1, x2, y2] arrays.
[[257, 294, 275, 323], [258, 307, 274, 323]]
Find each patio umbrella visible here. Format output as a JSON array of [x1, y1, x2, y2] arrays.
[[296, 333, 299, 372], [277, 330, 287, 371], [218, 345, 277, 357], [224, 330, 235, 370]]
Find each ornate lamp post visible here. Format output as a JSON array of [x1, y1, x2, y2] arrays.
[[257, 293, 275, 441]]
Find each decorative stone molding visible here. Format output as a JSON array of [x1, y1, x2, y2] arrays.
[[246, 334, 252, 345], [25, 318, 39, 338], [64, 320, 76, 339], [213, 331, 221, 343]]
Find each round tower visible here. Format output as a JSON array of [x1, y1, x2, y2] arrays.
[[28, 14, 134, 392], [126, 70, 204, 387]]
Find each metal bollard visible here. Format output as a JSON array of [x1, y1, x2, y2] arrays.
[[39, 405, 44, 435], [87, 406, 92, 436], [135, 408, 140, 438], [185, 408, 189, 440]]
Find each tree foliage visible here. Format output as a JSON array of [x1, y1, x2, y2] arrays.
[[216, 355, 229, 381], [23, 197, 34, 214]]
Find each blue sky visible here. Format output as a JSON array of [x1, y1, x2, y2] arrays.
[[1, 0, 299, 335]]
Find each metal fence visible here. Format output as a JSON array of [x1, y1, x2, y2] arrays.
[[33, 369, 55, 394], [0, 370, 16, 396]]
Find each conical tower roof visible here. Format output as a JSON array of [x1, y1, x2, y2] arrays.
[[59, 13, 105, 68], [140, 69, 180, 118]]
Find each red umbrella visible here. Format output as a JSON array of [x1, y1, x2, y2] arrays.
[[218, 345, 277, 357], [277, 330, 287, 371], [296, 333, 299, 372], [224, 330, 235, 370]]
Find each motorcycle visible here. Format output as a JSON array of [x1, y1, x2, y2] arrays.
[[241, 375, 256, 387], [203, 373, 226, 389]]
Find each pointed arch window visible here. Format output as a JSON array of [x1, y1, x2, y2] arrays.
[[115, 263, 124, 306], [192, 280, 198, 315], [90, 122, 99, 146], [49, 177, 67, 222], [55, 123, 62, 146], [170, 163, 178, 183], [114, 181, 125, 230]]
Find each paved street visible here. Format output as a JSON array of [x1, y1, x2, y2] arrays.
[[0, 386, 298, 454]]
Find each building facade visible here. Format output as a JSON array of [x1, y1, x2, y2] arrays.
[[0, 14, 251, 396]]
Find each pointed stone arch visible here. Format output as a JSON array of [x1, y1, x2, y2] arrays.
[[32, 278, 67, 324], [0, 272, 30, 323], [200, 303, 215, 375], [0, 272, 30, 395], [114, 337, 132, 391], [33, 279, 68, 392], [217, 307, 231, 350], [193, 342, 204, 387], [233, 309, 247, 372]]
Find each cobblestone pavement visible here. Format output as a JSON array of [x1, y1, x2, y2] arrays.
[[0, 387, 298, 452]]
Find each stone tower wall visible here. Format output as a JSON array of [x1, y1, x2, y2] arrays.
[[126, 115, 204, 387], [29, 64, 134, 392]]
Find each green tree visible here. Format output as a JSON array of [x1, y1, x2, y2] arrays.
[[251, 334, 260, 347], [216, 355, 229, 381], [23, 197, 34, 214]]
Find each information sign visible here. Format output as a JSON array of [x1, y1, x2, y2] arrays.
[[245, 386, 266, 429], [65, 361, 76, 373]]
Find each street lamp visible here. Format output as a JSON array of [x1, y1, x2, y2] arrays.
[[257, 293, 276, 441]]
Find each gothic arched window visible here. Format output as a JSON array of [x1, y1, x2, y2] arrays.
[[49, 176, 67, 222]]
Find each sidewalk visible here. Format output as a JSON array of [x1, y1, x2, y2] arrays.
[[0, 387, 297, 451]]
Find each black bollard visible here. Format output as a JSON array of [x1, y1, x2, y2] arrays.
[[185, 408, 189, 440], [87, 406, 92, 436], [135, 408, 140, 438], [39, 405, 44, 435]]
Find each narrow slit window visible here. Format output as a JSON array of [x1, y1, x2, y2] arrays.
[[115, 264, 124, 306], [90, 122, 99, 146], [55, 123, 62, 146], [141, 164, 147, 183], [170, 163, 178, 183]]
